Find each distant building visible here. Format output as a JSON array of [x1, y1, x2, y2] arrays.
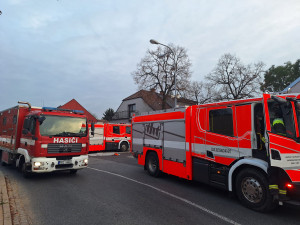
[[58, 99, 99, 123], [112, 89, 196, 123], [281, 77, 300, 94]]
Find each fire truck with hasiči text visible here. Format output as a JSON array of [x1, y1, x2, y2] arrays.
[[88, 123, 131, 152], [131, 93, 300, 212], [0, 102, 92, 177]]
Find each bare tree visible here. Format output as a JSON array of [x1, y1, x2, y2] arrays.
[[132, 44, 192, 109], [206, 53, 264, 101], [187, 81, 215, 104]]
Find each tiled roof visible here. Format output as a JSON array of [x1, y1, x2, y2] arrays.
[[123, 90, 196, 110], [58, 99, 98, 123], [123, 90, 169, 110]]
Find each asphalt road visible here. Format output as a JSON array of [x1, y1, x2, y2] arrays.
[[0, 152, 299, 225]]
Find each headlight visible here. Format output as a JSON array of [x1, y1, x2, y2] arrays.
[[34, 162, 42, 167], [83, 159, 88, 164]]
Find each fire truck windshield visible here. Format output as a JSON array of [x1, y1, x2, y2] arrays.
[[39, 115, 87, 137]]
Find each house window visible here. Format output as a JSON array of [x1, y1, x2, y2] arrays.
[[209, 108, 233, 136], [128, 104, 136, 118]]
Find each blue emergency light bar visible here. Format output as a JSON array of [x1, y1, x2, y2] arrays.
[[42, 107, 84, 114]]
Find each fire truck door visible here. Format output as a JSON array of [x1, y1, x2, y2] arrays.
[[263, 94, 300, 168], [144, 122, 163, 149], [162, 121, 186, 163]]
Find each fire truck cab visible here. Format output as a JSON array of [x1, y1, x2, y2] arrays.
[[131, 94, 300, 212]]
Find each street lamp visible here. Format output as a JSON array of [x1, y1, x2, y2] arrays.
[[150, 39, 177, 108]]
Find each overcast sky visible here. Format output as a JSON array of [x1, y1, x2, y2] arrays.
[[1, 0, 299, 118]]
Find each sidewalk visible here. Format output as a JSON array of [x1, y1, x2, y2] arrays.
[[0, 170, 12, 225]]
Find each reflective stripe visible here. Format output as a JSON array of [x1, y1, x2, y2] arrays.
[[279, 189, 287, 195], [273, 118, 284, 126], [269, 185, 279, 189]]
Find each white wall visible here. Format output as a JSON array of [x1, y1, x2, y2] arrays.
[[116, 98, 153, 114]]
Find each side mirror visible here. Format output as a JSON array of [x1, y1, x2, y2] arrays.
[[38, 116, 46, 125], [91, 122, 95, 136]]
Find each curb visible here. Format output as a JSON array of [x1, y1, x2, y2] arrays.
[[0, 170, 12, 225]]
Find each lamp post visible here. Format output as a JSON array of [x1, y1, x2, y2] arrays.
[[150, 39, 177, 108]]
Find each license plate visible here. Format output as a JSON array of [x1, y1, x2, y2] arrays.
[[58, 160, 72, 165]]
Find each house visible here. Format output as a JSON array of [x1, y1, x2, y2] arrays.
[[112, 89, 196, 123], [281, 77, 300, 93], [58, 99, 98, 123]]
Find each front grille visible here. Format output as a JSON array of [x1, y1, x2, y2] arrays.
[[47, 143, 82, 154], [55, 156, 73, 160], [55, 164, 73, 169]]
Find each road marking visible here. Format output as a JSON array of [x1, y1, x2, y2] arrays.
[[88, 167, 240, 225]]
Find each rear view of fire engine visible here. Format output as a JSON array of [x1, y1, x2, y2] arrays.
[[131, 93, 300, 212], [0, 102, 92, 177], [89, 123, 131, 152]]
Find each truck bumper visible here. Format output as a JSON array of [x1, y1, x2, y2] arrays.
[[30, 155, 88, 173], [281, 182, 300, 208]]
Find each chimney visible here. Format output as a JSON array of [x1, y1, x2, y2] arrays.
[[150, 88, 156, 92]]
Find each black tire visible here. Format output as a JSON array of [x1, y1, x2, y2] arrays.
[[17, 157, 24, 172], [235, 168, 276, 212], [120, 142, 129, 152], [70, 169, 78, 174], [21, 162, 32, 178], [146, 152, 160, 177]]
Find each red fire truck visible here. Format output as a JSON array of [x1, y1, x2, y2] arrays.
[[0, 102, 92, 177], [89, 123, 131, 152], [131, 93, 300, 211]]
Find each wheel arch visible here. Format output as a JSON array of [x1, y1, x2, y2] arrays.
[[17, 148, 31, 163], [118, 140, 130, 149], [228, 158, 269, 192]]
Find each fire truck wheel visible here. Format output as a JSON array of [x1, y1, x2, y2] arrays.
[[120, 142, 129, 152], [146, 152, 160, 177], [235, 168, 275, 212], [21, 162, 32, 178]]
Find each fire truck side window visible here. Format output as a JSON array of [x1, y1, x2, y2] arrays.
[[209, 108, 234, 136], [13, 115, 17, 124], [268, 101, 295, 138], [126, 126, 131, 134], [113, 126, 120, 134], [23, 117, 36, 134], [3, 117, 7, 126]]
